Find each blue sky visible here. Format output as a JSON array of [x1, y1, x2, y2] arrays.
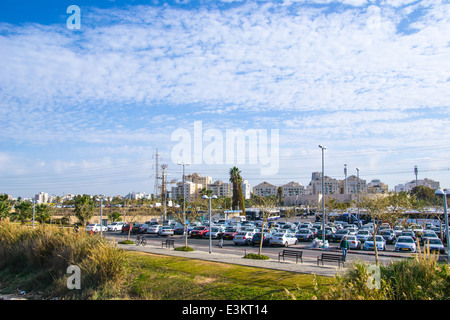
[[0, 0, 449, 198]]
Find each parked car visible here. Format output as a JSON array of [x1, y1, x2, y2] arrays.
[[269, 233, 298, 247], [363, 235, 386, 251], [173, 224, 186, 235], [423, 237, 445, 254], [121, 223, 132, 234], [107, 221, 126, 231], [86, 223, 107, 233], [205, 227, 224, 239], [395, 236, 416, 252], [295, 228, 315, 241], [316, 228, 333, 240], [223, 227, 239, 240], [146, 224, 162, 234], [393, 225, 404, 237], [401, 230, 416, 241], [421, 231, 438, 244], [346, 235, 362, 250], [251, 232, 272, 246], [356, 230, 372, 243], [380, 229, 396, 244], [190, 226, 209, 238], [331, 229, 350, 243], [132, 223, 149, 234], [158, 226, 174, 236], [233, 232, 253, 246]]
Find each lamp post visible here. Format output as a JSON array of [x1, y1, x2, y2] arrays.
[[435, 189, 450, 263], [202, 194, 218, 254], [318, 145, 327, 248], [96, 196, 105, 237], [356, 168, 360, 223], [177, 162, 190, 243]]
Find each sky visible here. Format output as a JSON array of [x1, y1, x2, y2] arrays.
[[0, 0, 449, 198]]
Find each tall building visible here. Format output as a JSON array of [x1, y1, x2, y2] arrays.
[[34, 192, 48, 204], [395, 178, 440, 193], [207, 180, 232, 198], [242, 180, 251, 200], [310, 172, 340, 195], [253, 181, 277, 197], [281, 181, 305, 197]]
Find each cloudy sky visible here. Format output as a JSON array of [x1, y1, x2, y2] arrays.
[[0, 0, 449, 198]]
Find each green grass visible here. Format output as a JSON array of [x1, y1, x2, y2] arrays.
[[124, 251, 334, 300]]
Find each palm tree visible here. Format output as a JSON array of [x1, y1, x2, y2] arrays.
[[229, 166, 245, 215]]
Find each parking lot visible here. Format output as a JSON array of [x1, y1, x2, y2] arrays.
[[104, 215, 445, 267]]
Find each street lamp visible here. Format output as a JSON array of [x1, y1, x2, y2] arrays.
[[318, 145, 327, 248], [177, 163, 190, 236], [435, 189, 450, 263], [96, 196, 106, 237], [202, 194, 218, 254]]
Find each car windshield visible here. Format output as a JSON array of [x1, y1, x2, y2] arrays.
[[347, 236, 357, 241], [398, 237, 413, 243], [358, 231, 369, 235], [427, 239, 441, 244]]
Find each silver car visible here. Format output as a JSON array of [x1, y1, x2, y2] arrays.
[[346, 235, 362, 250], [395, 236, 416, 252]]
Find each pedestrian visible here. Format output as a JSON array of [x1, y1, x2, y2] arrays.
[[340, 235, 350, 262], [74, 224, 79, 233]]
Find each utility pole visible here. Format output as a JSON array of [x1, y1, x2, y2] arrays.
[[414, 165, 418, 187], [161, 164, 167, 222], [344, 164, 347, 195], [154, 148, 160, 199]]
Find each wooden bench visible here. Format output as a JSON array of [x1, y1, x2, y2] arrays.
[[161, 239, 175, 249], [278, 249, 303, 263], [317, 253, 345, 268]]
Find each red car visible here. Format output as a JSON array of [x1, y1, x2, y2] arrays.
[[121, 223, 132, 234], [190, 226, 208, 238], [223, 228, 239, 240]]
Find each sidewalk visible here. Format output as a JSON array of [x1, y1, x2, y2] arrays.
[[117, 241, 345, 277]]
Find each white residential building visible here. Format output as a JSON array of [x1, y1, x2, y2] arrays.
[[394, 178, 440, 193], [34, 192, 48, 204], [242, 180, 251, 200], [207, 180, 232, 198], [281, 181, 305, 197], [253, 181, 277, 197]]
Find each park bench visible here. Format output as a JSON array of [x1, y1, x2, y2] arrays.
[[161, 239, 175, 249], [278, 249, 303, 263], [317, 253, 345, 268]]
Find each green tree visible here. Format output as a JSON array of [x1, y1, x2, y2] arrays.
[[35, 204, 51, 224], [229, 166, 245, 215], [108, 211, 122, 222], [0, 194, 12, 221], [74, 195, 95, 227], [13, 201, 33, 225]]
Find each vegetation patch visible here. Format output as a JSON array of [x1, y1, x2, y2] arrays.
[[243, 253, 270, 260], [174, 246, 194, 252]]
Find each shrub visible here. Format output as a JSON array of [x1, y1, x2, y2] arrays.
[[174, 246, 194, 252], [0, 220, 127, 299], [244, 253, 269, 260]]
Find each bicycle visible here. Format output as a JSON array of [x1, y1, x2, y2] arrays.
[[135, 234, 147, 246]]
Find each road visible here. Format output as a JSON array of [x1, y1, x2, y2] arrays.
[[107, 231, 415, 266]]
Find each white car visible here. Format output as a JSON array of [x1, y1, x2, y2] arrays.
[[158, 226, 174, 236], [269, 233, 298, 247], [395, 236, 416, 252], [363, 235, 386, 251], [107, 221, 126, 231], [86, 223, 107, 232], [356, 230, 372, 243], [233, 232, 254, 246], [146, 225, 162, 234], [346, 235, 362, 250], [423, 237, 445, 254]]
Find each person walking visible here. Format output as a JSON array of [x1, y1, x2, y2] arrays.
[[340, 235, 350, 262]]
